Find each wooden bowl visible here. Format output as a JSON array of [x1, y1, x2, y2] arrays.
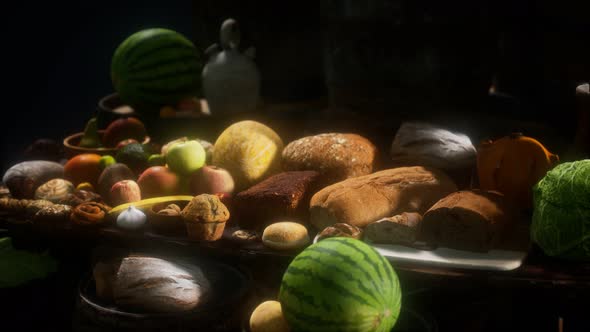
[[63, 130, 150, 158]]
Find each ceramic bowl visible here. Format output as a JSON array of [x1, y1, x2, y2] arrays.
[[63, 130, 150, 158]]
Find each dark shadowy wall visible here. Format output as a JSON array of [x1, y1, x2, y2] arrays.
[[1, 1, 195, 173], [1, 0, 589, 173]]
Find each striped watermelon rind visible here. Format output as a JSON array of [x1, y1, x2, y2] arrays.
[[279, 237, 401, 332], [111, 28, 202, 110]]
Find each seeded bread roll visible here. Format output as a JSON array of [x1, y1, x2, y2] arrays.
[[282, 133, 377, 185], [418, 190, 511, 252], [364, 212, 423, 245], [310, 166, 457, 230]]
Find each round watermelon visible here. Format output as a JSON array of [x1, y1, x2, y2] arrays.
[[279, 237, 401, 332], [111, 28, 202, 110]]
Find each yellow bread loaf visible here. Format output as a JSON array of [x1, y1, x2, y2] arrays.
[[262, 222, 309, 250]]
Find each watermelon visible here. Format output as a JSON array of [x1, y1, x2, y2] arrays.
[[111, 28, 202, 110], [279, 237, 401, 332], [531, 160, 590, 260]]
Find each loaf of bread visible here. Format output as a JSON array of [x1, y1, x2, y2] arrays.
[[234, 171, 321, 230], [309, 166, 457, 230], [417, 190, 511, 252], [390, 122, 476, 171], [390, 122, 476, 188], [113, 256, 211, 313], [282, 133, 377, 185], [364, 212, 423, 245]]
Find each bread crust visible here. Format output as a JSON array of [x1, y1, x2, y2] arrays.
[[418, 190, 510, 252], [282, 133, 377, 185], [309, 166, 457, 229]]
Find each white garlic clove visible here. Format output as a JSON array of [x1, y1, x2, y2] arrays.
[[116, 205, 146, 231]]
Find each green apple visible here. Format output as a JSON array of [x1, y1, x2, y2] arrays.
[[165, 140, 206, 176]]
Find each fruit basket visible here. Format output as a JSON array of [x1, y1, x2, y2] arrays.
[[63, 131, 151, 158]]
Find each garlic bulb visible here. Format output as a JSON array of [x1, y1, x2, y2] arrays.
[[116, 205, 146, 230], [34, 178, 75, 203]]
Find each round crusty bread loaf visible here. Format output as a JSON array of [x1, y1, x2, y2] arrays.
[[249, 300, 290, 332], [262, 221, 310, 250], [282, 133, 377, 185]]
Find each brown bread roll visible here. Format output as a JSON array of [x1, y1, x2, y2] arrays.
[[262, 221, 310, 250], [282, 133, 377, 185], [417, 190, 511, 252], [309, 166, 457, 230]]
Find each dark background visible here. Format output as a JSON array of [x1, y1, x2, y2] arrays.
[[1, 0, 589, 172], [0, 2, 589, 331]]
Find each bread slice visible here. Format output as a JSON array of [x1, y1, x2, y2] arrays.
[[364, 212, 422, 245]]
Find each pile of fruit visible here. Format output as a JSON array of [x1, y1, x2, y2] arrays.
[[2, 25, 589, 332]]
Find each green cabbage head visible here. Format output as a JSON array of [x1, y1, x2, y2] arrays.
[[531, 160, 590, 260]]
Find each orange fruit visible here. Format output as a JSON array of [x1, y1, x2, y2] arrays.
[[64, 153, 103, 187]]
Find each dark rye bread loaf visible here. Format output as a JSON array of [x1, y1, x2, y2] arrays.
[[309, 166, 457, 230], [282, 133, 377, 185], [418, 190, 511, 252], [234, 171, 321, 230]]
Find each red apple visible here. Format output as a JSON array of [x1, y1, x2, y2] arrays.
[[103, 117, 147, 147], [110, 180, 141, 206], [137, 166, 179, 198], [189, 165, 235, 196]]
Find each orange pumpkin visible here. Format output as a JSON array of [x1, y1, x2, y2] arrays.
[[477, 133, 559, 209]]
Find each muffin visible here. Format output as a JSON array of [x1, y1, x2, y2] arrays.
[[181, 194, 230, 241]]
